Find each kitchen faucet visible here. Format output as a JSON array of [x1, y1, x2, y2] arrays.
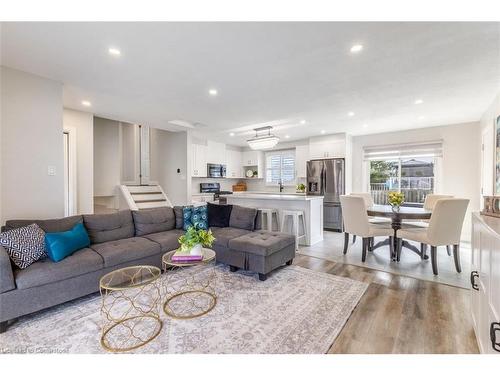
[[278, 180, 284, 193]]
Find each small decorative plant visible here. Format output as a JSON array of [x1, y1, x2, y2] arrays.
[[296, 183, 306, 193], [178, 225, 215, 255], [387, 191, 405, 211]]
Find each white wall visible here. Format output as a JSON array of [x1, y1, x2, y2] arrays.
[[1, 67, 64, 223], [351, 122, 482, 240], [93, 117, 121, 198], [63, 109, 94, 214], [151, 128, 189, 205]]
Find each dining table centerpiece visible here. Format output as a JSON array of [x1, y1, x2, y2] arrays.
[[387, 191, 405, 212]]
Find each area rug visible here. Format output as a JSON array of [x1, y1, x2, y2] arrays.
[[0, 265, 367, 354]]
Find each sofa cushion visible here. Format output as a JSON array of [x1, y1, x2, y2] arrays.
[[142, 229, 184, 251], [14, 247, 103, 289], [132, 207, 176, 236], [0, 223, 47, 269], [3, 215, 83, 233], [229, 205, 258, 231], [83, 210, 135, 244], [173, 206, 190, 229], [209, 226, 250, 248], [90, 237, 161, 267], [45, 222, 91, 262], [228, 230, 295, 257], [208, 203, 233, 228]]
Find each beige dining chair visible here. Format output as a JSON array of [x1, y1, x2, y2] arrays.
[[340, 195, 394, 262], [350, 192, 391, 245], [397, 198, 469, 275]]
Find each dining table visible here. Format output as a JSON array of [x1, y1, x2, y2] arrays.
[[367, 204, 432, 261]]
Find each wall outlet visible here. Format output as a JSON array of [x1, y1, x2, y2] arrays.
[[47, 166, 56, 176]]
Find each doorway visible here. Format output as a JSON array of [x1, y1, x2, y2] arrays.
[[63, 129, 77, 216]]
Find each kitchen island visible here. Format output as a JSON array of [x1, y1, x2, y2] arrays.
[[226, 192, 324, 246]]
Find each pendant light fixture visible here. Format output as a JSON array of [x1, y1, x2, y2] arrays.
[[246, 126, 280, 150]]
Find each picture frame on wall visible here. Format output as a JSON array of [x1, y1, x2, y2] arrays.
[[496, 115, 500, 194]]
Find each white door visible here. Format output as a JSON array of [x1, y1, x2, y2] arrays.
[[140, 125, 150, 185]]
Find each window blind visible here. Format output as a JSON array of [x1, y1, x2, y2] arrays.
[[265, 149, 296, 184], [363, 141, 443, 161]]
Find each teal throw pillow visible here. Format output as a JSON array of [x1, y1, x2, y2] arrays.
[[45, 222, 90, 262], [182, 205, 208, 230]]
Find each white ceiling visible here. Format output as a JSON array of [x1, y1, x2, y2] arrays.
[[1, 22, 499, 146]]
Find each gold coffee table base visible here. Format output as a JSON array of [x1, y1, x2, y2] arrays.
[[100, 315, 163, 352], [163, 290, 217, 319]]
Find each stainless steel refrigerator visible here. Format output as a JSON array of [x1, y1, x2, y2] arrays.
[[306, 158, 345, 231]]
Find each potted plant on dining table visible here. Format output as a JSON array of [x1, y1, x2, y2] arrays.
[[387, 191, 405, 212]]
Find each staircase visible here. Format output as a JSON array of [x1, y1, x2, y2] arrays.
[[119, 185, 172, 211]]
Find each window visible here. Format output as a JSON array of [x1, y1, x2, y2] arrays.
[[265, 150, 295, 185], [364, 141, 442, 206]]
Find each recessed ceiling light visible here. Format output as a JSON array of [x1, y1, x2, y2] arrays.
[[418, 115, 426, 120], [320, 130, 326, 134], [348, 111, 355, 117], [350, 44, 363, 53], [415, 99, 424, 105], [108, 47, 121, 56], [229, 132, 235, 136], [300, 120, 306, 125], [285, 135, 290, 139], [81, 100, 91, 107], [209, 89, 218, 96], [363, 123, 368, 128]]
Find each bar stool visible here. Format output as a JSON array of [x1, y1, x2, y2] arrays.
[[258, 208, 280, 231], [281, 210, 306, 250]]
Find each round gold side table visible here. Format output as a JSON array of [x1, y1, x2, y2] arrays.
[[99, 265, 163, 352], [162, 248, 217, 319]]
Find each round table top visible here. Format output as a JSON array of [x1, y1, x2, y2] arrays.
[[367, 204, 432, 220], [99, 265, 161, 291], [162, 248, 216, 267]]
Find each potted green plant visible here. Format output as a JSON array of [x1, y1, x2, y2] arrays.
[[178, 225, 216, 255], [387, 191, 405, 212], [296, 183, 306, 193]]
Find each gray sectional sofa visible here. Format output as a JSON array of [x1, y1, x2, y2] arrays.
[[0, 205, 295, 333]]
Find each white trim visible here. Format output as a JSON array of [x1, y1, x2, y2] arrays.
[[63, 126, 78, 216]]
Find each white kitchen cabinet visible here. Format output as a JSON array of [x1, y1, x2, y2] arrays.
[[242, 150, 260, 166], [471, 213, 500, 354], [295, 145, 309, 178], [206, 140, 226, 165], [191, 143, 207, 177], [226, 149, 243, 178], [309, 134, 347, 159]]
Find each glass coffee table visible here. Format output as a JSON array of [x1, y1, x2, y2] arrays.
[[99, 265, 163, 352], [162, 248, 217, 319]]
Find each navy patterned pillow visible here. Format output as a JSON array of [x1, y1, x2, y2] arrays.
[[0, 223, 47, 269], [182, 205, 208, 230]]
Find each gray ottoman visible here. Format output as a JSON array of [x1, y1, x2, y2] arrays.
[[227, 230, 296, 281]]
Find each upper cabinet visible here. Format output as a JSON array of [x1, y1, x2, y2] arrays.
[[295, 144, 309, 178], [206, 140, 226, 165], [242, 150, 261, 166], [226, 149, 243, 178], [191, 143, 207, 177], [309, 133, 347, 159]]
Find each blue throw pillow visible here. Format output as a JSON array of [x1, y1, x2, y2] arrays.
[[45, 222, 90, 262], [191, 205, 208, 230], [183, 205, 208, 230]]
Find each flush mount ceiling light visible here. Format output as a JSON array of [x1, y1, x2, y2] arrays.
[[247, 126, 279, 150], [108, 47, 121, 56], [414, 99, 424, 105], [348, 111, 355, 117], [350, 44, 363, 53], [229, 132, 235, 136], [320, 130, 326, 134], [208, 89, 218, 96], [81, 100, 91, 107], [300, 120, 306, 124]]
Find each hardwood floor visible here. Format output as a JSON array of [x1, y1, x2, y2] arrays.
[[293, 254, 479, 354]]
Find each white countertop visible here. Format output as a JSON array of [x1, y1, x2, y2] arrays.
[[228, 192, 324, 201]]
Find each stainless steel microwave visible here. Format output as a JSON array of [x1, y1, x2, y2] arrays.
[[207, 163, 226, 178]]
